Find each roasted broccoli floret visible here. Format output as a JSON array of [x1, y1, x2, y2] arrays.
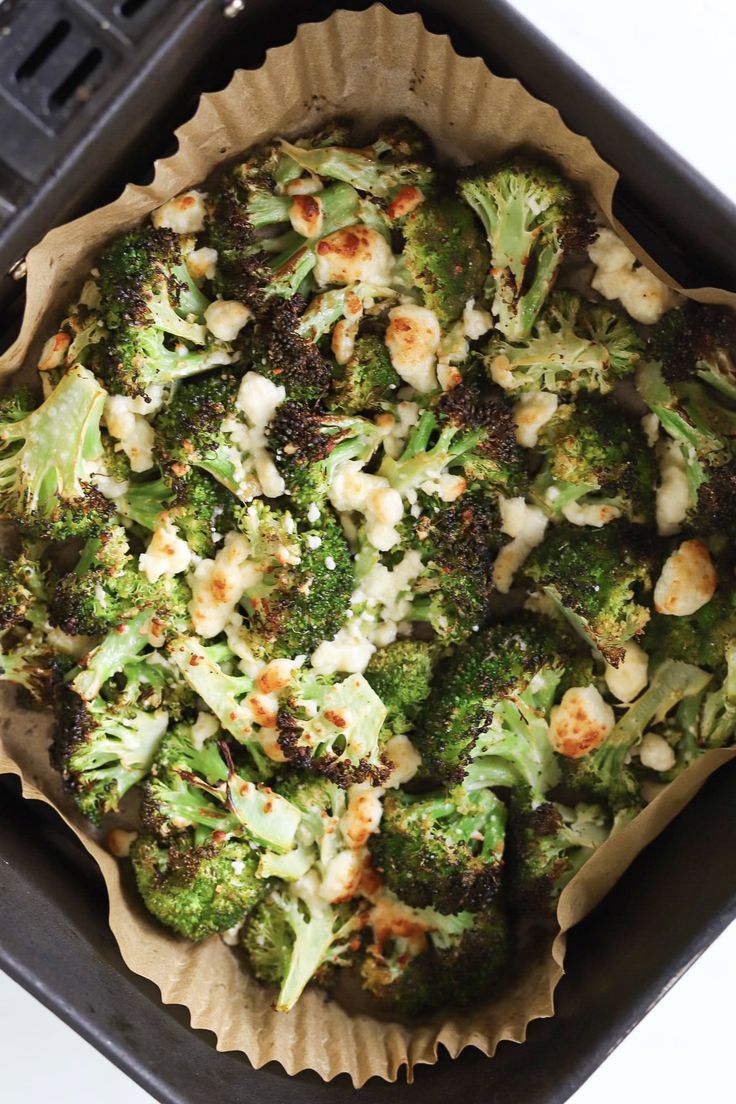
[[49, 525, 187, 639], [485, 290, 642, 395], [241, 508, 353, 658], [276, 667, 389, 786], [244, 295, 334, 404], [268, 402, 385, 508], [131, 832, 266, 941], [562, 658, 711, 807], [523, 523, 655, 663], [328, 330, 401, 413], [639, 309, 736, 533], [242, 871, 361, 1010], [361, 893, 509, 1017], [364, 639, 435, 734], [459, 158, 594, 340], [141, 720, 233, 838], [644, 585, 736, 672], [434, 379, 529, 496], [278, 119, 433, 200], [531, 396, 656, 525], [507, 793, 610, 918], [51, 686, 168, 822], [650, 301, 736, 402], [370, 783, 507, 913], [416, 614, 567, 784], [401, 196, 487, 327], [94, 227, 230, 397], [0, 368, 113, 539], [402, 490, 504, 644], [0, 551, 52, 701]]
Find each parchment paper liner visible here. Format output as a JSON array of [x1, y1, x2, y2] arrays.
[[1, 6, 735, 1086]]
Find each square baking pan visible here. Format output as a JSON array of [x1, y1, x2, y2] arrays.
[[1, 2, 735, 1101]]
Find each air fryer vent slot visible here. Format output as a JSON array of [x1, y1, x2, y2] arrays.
[[48, 46, 103, 109], [14, 19, 71, 82], [118, 0, 154, 17]]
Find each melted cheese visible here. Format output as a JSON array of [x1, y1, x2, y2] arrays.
[[228, 371, 287, 499], [638, 732, 676, 772], [654, 539, 717, 616], [604, 642, 649, 703], [104, 395, 156, 473], [204, 299, 252, 341], [340, 784, 385, 848], [188, 532, 264, 638], [311, 622, 376, 676], [656, 439, 691, 536], [385, 304, 441, 393], [329, 461, 404, 551], [383, 734, 422, 788], [513, 390, 558, 448], [549, 685, 616, 759], [289, 193, 324, 238], [314, 225, 394, 287], [562, 501, 621, 528], [319, 848, 364, 903], [190, 711, 220, 751], [493, 497, 548, 593], [588, 228, 681, 324], [186, 246, 218, 282], [151, 190, 207, 234], [139, 514, 192, 582]]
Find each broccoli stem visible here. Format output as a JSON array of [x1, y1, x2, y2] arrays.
[[71, 610, 153, 700]]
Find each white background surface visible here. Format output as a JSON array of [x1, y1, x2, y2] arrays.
[[1, 1, 735, 1102]]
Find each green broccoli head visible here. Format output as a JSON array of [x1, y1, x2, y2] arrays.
[[131, 832, 266, 941], [506, 792, 610, 919], [244, 295, 335, 404], [364, 639, 435, 734], [328, 330, 401, 414], [562, 658, 711, 807], [523, 522, 655, 663], [268, 402, 385, 508], [49, 526, 188, 639], [276, 668, 389, 787], [370, 784, 507, 913], [401, 490, 503, 645], [0, 552, 44, 631], [361, 894, 510, 1017], [402, 195, 487, 327], [435, 380, 529, 497], [51, 687, 168, 823], [241, 873, 361, 1010], [416, 613, 565, 783], [649, 301, 736, 401], [140, 720, 233, 839], [485, 290, 643, 395], [0, 367, 114, 539], [531, 395, 657, 525], [643, 585, 736, 671], [278, 118, 433, 201], [459, 158, 595, 341]]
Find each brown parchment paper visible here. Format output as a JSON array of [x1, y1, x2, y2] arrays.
[[1, 5, 736, 1086]]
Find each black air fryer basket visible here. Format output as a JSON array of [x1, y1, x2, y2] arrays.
[[1, 3, 735, 1103]]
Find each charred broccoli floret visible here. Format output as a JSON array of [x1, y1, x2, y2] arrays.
[[485, 290, 642, 395], [328, 330, 401, 413], [244, 295, 334, 404], [93, 227, 229, 397], [434, 379, 529, 497], [51, 685, 168, 822], [241, 508, 353, 658], [0, 551, 52, 701], [506, 792, 610, 918], [364, 639, 435, 734], [402, 196, 487, 327], [242, 872, 361, 1010], [276, 667, 389, 786], [402, 491, 504, 644], [416, 614, 567, 784], [268, 402, 385, 508], [278, 119, 433, 200], [561, 658, 710, 807], [49, 525, 187, 639], [643, 585, 736, 671], [131, 832, 266, 941], [459, 159, 595, 340], [370, 783, 507, 913], [361, 894, 509, 1017], [531, 396, 656, 525], [523, 523, 655, 663], [0, 368, 113, 539]]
